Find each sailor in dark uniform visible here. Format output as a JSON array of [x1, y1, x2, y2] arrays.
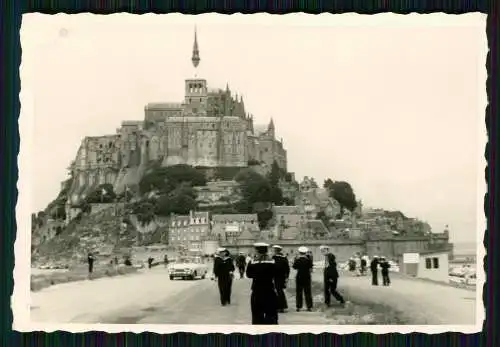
[[292, 246, 313, 312], [370, 255, 380, 286], [319, 245, 333, 305], [272, 245, 290, 313], [213, 248, 235, 306], [246, 242, 279, 325]]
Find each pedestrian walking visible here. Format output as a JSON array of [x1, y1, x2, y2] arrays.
[[213, 248, 235, 306], [246, 242, 279, 325], [380, 257, 391, 286], [87, 252, 95, 274], [148, 256, 154, 269], [272, 245, 290, 313], [319, 245, 333, 304], [348, 257, 356, 272], [236, 252, 247, 279], [360, 255, 368, 276], [324, 253, 346, 306], [164, 254, 169, 268], [292, 246, 313, 312], [370, 256, 380, 286]]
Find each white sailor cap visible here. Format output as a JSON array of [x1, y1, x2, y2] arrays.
[[373, 255, 379, 258], [319, 245, 329, 250], [217, 247, 226, 253], [254, 242, 269, 248], [272, 245, 282, 250], [298, 246, 308, 253]]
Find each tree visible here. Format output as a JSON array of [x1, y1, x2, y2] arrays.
[[257, 209, 274, 230], [155, 185, 198, 216], [316, 211, 330, 227], [139, 164, 206, 195], [269, 186, 284, 205], [134, 201, 156, 226], [268, 160, 281, 187], [323, 178, 334, 189], [236, 169, 272, 207], [283, 197, 295, 206], [326, 181, 357, 216]]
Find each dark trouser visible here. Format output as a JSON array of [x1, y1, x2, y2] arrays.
[[324, 277, 345, 305], [88, 263, 93, 274], [218, 276, 233, 305], [382, 271, 390, 286], [360, 265, 366, 275], [296, 277, 313, 310], [371, 270, 378, 285], [238, 266, 245, 278], [275, 280, 288, 310], [251, 290, 278, 325]]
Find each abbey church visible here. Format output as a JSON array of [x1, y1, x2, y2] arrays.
[[67, 28, 287, 205]]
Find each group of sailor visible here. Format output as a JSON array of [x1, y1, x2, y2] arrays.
[[212, 243, 347, 325]]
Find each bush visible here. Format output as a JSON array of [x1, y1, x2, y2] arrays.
[[139, 164, 206, 195]]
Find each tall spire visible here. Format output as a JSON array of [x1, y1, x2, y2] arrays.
[[268, 117, 275, 130], [191, 26, 200, 69]]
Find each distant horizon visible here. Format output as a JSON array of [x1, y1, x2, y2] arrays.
[[22, 14, 486, 244]]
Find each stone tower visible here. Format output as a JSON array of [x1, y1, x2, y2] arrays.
[[185, 27, 208, 116]]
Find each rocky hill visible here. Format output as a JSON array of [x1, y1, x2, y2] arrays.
[[32, 206, 138, 266]]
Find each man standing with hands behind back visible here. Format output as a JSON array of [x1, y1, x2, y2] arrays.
[[293, 246, 314, 312], [246, 242, 279, 324], [272, 244, 290, 313]]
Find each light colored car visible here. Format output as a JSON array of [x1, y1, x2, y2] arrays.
[[168, 256, 208, 280], [464, 272, 477, 286], [449, 271, 466, 284]]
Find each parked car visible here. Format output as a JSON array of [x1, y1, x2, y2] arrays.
[[464, 272, 476, 286], [449, 271, 467, 285], [168, 256, 208, 280]]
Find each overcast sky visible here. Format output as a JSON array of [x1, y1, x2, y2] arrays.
[[20, 13, 486, 243]]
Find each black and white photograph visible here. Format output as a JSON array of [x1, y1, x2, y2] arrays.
[[14, 13, 486, 334]]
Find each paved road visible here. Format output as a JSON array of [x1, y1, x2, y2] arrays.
[[31, 267, 331, 325], [31, 265, 477, 325], [315, 270, 477, 325]]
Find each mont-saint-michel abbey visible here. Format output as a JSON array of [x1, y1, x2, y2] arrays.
[[68, 29, 286, 207]]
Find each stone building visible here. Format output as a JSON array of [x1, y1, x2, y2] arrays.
[[193, 180, 241, 207], [67, 28, 287, 204], [211, 213, 259, 242], [168, 211, 210, 251], [272, 205, 306, 229], [299, 176, 318, 192]]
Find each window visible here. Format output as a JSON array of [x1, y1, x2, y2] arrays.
[[425, 258, 432, 269], [432, 257, 439, 269]]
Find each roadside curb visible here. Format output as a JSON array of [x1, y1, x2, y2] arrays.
[[31, 266, 139, 292]]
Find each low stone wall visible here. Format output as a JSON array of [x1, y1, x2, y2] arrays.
[[30, 265, 138, 292]]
